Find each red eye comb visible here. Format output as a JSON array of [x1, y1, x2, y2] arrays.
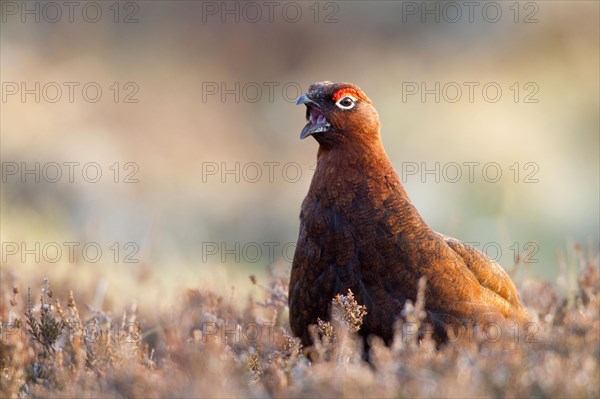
[[332, 87, 371, 103]]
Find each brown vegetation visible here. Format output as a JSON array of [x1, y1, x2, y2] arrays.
[[1, 244, 598, 398]]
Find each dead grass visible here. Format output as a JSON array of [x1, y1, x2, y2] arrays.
[[1, 245, 598, 398]]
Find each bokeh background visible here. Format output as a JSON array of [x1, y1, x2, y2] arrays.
[[1, 1, 598, 305]]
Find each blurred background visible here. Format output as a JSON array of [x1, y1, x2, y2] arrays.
[[1, 1, 598, 305]]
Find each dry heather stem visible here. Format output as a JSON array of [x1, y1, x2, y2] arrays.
[[1, 246, 598, 398]]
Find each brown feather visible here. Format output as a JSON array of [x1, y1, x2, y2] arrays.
[[289, 82, 527, 346]]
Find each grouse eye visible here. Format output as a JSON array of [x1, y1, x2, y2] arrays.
[[335, 95, 357, 110]]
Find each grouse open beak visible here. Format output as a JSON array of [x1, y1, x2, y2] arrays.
[[297, 94, 331, 139]]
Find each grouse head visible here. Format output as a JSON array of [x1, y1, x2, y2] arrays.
[[296, 81, 381, 148]]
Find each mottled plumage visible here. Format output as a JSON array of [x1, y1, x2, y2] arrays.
[[289, 81, 526, 345]]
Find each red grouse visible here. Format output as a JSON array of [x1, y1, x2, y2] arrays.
[[289, 81, 526, 345]]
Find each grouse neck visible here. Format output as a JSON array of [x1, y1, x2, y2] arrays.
[[316, 134, 387, 165], [312, 136, 423, 223]]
